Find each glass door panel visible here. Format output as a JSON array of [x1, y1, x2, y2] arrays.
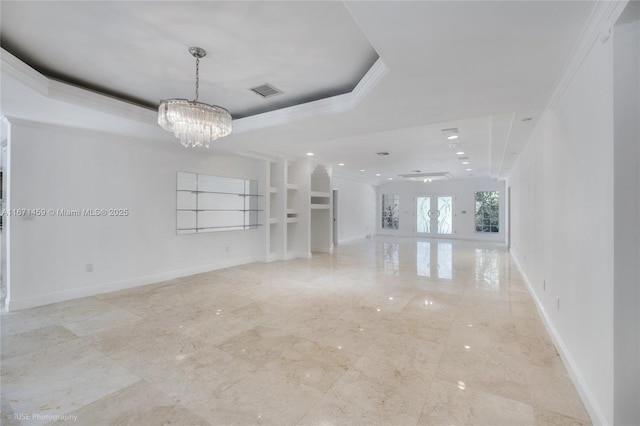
[[437, 196, 452, 235], [416, 195, 454, 237], [416, 196, 431, 233]]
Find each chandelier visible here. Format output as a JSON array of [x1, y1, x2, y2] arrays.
[[158, 47, 232, 148]]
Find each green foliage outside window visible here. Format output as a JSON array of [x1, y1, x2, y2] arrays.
[[381, 194, 399, 229], [475, 191, 499, 233]]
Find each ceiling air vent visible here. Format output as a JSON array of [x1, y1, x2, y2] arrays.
[[250, 83, 283, 98], [377, 152, 390, 156]]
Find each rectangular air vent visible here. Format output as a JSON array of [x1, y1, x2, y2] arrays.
[[250, 83, 283, 98]]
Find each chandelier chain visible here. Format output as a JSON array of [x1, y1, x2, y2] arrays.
[[194, 57, 200, 102]]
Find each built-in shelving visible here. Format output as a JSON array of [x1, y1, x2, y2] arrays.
[[266, 159, 334, 260], [310, 165, 332, 254], [177, 172, 263, 235]]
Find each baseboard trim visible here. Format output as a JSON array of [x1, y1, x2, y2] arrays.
[[510, 252, 608, 426], [6, 256, 263, 312], [337, 235, 368, 245]]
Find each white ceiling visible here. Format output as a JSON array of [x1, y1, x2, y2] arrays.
[[0, 1, 597, 184]]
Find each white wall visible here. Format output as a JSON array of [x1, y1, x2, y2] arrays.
[[6, 118, 266, 311], [332, 176, 376, 244], [376, 178, 505, 242], [613, 15, 639, 426], [507, 35, 615, 424]]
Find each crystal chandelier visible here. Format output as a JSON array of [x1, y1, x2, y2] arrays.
[[158, 47, 232, 148]]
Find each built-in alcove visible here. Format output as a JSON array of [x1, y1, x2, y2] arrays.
[[268, 161, 282, 258], [310, 165, 332, 253], [286, 161, 306, 258]]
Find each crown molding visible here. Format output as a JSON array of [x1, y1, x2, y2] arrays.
[[233, 58, 388, 134], [1, 49, 49, 96], [546, 0, 629, 109], [3, 47, 388, 138]]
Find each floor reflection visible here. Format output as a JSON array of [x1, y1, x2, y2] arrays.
[[382, 242, 399, 276], [416, 241, 453, 279], [474, 248, 500, 289]]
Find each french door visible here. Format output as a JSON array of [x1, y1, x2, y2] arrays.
[[416, 196, 454, 236]]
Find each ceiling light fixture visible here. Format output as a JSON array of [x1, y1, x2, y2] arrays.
[[456, 151, 465, 155], [338, 163, 345, 166], [360, 169, 366, 172], [442, 128, 459, 140], [306, 152, 314, 156], [158, 47, 232, 148], [462, 161, 470, 165], [376, 173, 381, 177]]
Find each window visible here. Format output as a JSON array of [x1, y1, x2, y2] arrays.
[[475, 191, 499, 233], [381, 194, 399, 229]]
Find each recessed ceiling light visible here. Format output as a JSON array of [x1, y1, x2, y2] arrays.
[[338, 163, 345, 166], [462, 161, 470, 165], [388, 177, 393, 180], [466, 168, 472, 171], [375, 173, 381, 177], [456, 151, 465, 155], [360, 169, 365, 172], [306, 152, 314, 156], [442, 128, 459, 140], [424, 178, 432, 183]]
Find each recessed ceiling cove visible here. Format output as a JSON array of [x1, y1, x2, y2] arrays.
[[0, 1, 379, 119]]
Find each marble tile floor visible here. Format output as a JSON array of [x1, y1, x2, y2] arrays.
[[0, 238, 590, 425]]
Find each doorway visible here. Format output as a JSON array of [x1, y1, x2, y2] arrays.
[[416, 195, 454, 237], [332, 189, 338, 247]]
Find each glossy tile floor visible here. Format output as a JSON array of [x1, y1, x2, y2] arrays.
[[1, 238, 590, 425]]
